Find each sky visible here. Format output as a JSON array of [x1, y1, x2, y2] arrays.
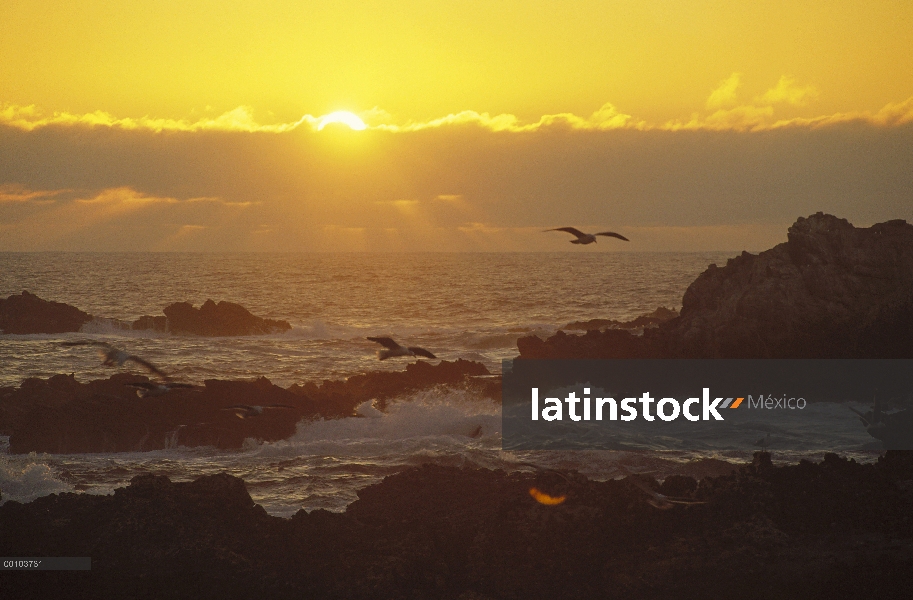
[[1, 0, 911, 251]]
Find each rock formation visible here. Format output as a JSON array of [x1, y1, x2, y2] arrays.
[[0, 290, 93, 334], [519, 214, 913, 359], [562, 307, 678, 331], [0, 360, 498, 454], [157, 299, 292, 336], [1, 453, 912, 599]]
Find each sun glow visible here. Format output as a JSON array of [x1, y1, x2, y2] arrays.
[[317, 111, 367, 131]]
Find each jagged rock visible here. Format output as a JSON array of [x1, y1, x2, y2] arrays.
[[2, 456, 912, 599], [562, 307, 678, 331], [519, 214, 913, 359], [131, 315, 167, 331], [161, 299, 292, 336], [0, 290, 93, 334], [665, 214, 913, 358], [0, 360, 497, 453]]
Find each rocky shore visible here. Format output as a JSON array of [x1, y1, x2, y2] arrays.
[[0, 293, 291, 336], [2, 453, 913, 599], [519, 214, 913, 360], [0, 359, 497, 454]]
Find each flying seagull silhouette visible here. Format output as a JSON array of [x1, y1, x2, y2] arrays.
[[221, 404, 295, 419], [367, 337, 436, 360], [544, 227, 629, 245], [61, 340, 170, 380]]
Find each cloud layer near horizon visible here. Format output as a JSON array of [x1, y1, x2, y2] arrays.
[[1, 99, 912, 252]]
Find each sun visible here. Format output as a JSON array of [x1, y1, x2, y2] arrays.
[[316, 111, 367, 131]]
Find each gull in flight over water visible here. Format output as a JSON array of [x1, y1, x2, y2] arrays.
[[61, 340, 170, 380], [367, 337, 437, 360], [544, 227, 630, 245], [222, 404, 295, 419]]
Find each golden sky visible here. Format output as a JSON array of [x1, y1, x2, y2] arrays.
[[1, 1, 912, 251], [4, 0, 912, 122]]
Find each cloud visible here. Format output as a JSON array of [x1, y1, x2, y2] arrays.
[[373, 102, 636, 133], [2, 99, 912, 252], [706, 73, 742, 110], [759, 76, 819, 106], [0, 101, 637, 135], [0, 184, 68, 204], [0, 104, 320, 133], [3, 85, 913, 138]]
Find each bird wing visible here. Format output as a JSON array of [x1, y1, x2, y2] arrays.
[[595, 231, 630, 241], [545, 227, 586, 238], [222, 404, 254, 411], [407, 347, 437, 359], [849, 407, 871, 426], [367, 336, 400, 350], [264, 404, 295, 409], [125, 355, 170, 381]]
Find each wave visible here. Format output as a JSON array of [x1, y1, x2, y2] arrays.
[[252, 389, 501, 459], [0, 446, 72, 505]]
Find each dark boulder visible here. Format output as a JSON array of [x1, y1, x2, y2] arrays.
[[0, 290, 93, 334], [1, 360, 497, 454], [519, 214, 913, 359], [562, 306, 679, 331], [2, 455, 913, 599], [161, 299, 292, 336]]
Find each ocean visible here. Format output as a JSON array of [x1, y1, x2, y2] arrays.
[[0, 252, 881, 516]]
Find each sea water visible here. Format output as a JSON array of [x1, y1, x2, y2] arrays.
[[0, 252, 881, 516]]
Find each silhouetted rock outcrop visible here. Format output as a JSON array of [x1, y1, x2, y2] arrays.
[[158, 299, 292, 336], [562, 306, 678, 331], [519, 214, 913, 359], [0, 291, 93, 334], [2, 454, 912, 599], [0, 360, 497, 453]]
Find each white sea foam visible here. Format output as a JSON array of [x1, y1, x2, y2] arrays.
[[0, 449, 72, 504]]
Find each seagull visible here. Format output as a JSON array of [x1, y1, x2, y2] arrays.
[[221, 404, 295, 419], [125, 381, 201, 398], [367, 337, 436, 360], [628, 478, 706, 510], [754, 432, 771, 450], [61, 340, 170, 380], [544, 227, 629, 245]]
